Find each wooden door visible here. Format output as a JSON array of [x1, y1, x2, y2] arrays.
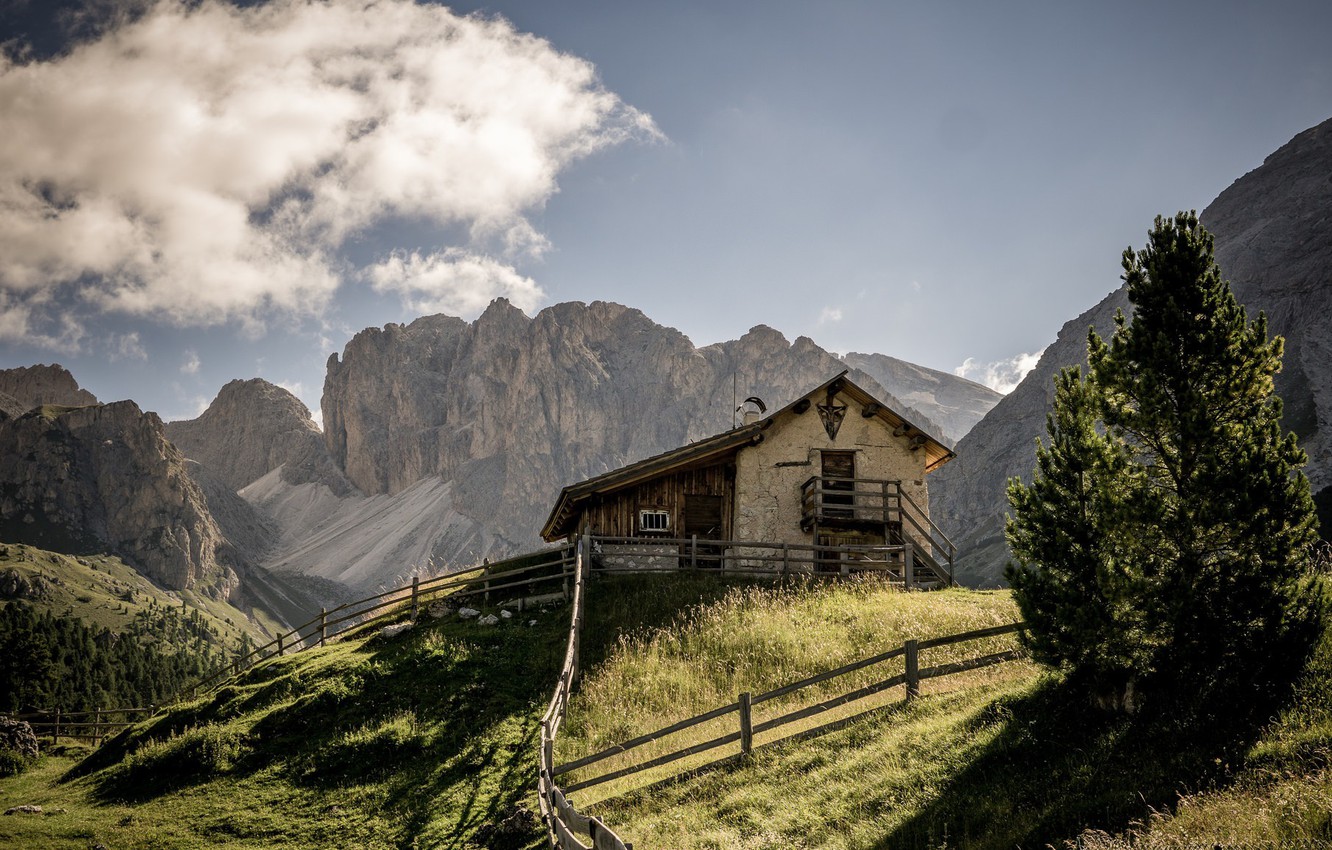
[[683, 495, 724, 539], [821, 451, 856, 519], [683, 494, 724, 568]]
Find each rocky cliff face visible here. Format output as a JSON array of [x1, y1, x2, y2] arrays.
[[319, 300, 945, 578], [842, 352, 1002, 442], [934, 115, 1332, 586], [0, 401, 232, 592], [166, 379, 354, 495], [0, 364, 98, 409], [0, 391, 25, 421]]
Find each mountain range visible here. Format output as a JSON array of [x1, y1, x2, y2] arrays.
[[0, 307, 999, 613], [2, 115, 1328, 612]]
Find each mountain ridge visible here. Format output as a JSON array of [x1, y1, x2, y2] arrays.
[[933, 115, 1332, 586]]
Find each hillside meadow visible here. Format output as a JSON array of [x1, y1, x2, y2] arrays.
[[0, 572, 1328, 849]]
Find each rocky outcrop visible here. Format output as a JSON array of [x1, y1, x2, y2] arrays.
[[318, 300, 947, 579], [0, 392, 25, 422], [0, 364, 98, 410], [934, 115, 1332, 586], [184, 460, 279, 566], [165, 379, 354, 495], [842, 352, 1002, 442], [0, 402, 231, 592]]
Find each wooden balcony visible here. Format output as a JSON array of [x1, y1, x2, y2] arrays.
[[800, 476, 956, 579]]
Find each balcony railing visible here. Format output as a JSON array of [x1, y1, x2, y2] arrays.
[[800, 477, 956, 579]]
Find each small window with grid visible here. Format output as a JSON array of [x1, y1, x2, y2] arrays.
[[638, 509, 670, 533]]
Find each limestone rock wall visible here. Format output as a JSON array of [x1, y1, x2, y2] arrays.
[[321, 299, 944, 566], [0, 401, 230, 592], [0, 364, 98, 409], [166, 379, 354, 495]]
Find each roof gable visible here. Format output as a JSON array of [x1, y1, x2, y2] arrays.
[[539, 371, 953, 540]]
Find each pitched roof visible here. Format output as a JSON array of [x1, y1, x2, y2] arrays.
[[540, 372, 954, 540]]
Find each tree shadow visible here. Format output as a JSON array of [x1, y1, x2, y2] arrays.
[[875, 678, 1270, 850]]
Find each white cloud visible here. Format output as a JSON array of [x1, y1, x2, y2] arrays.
[[368, 249, 545, 317], [181, 350, 200, 374], [910, 280, 922, 293], [110, 331, 147, 361], [954, 350, 1043, 394], [818, 306, 843, 325], [275, 379, 304, 398], [0, 0, 657, 345]]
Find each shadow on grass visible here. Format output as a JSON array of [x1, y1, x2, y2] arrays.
[[874, 678, 1272, 850], [593, 697, 913, 808], [77, 610, 567, 848]]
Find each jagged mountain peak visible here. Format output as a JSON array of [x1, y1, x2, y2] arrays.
[[0, 398, 231, 592], [165, 378, 353, 496], [0, 363, 98, 410]]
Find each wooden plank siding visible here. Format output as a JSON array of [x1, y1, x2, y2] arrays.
[[579, 461, 736, 540]]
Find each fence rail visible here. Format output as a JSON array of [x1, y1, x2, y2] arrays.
[[5, 546, 578, 744], [10, 706, 157, 746], [554, 622, 1024, 795], [588, 534, 952, 587], [537, 534, 635, 850], [3, 537, 1004, 850]]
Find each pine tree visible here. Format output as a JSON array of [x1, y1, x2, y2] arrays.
[[1008, 211, 1321, 715], [1005, 368, 1155, 706]]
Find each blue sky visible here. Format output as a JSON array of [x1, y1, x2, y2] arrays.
[[1, 0, 1330, 422]]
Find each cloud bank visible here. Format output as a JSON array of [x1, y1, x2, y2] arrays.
[[0, 0, 656, 346], [954, 350, 1043, 394]]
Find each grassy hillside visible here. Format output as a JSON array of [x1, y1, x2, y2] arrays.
[[0, 543, 263, 649], [0, 589, 570, 849], [562, 577, 1332, 850], [2, 573, 1329, 849]]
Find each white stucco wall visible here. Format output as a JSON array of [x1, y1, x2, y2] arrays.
[[732, 389, 931, 547]]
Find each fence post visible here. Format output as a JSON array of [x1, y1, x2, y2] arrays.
[[905, 639, 920, 702], [483, 560, 491, 604], [739, 691, 753, 755], [411, 575, 420, 621], [691, 534, 698, 569], [319, 607, 327, 647], [277, 632, 285, 657], [52, 707, 60, 744], [781, 543, 790, 577], [93, 706, 102, 746], [904, 545, 915, 589]]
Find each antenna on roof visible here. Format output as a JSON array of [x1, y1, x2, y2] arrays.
[[732, 371, 737, 428]]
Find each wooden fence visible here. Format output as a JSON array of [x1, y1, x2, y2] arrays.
[[553, 622, 1024, 796], [9, 706, 156, 746], [537, 534, 636, 850], [3, 535, 1014, 850], [588, 534, 953, 588], [7, 544, 579, 743]]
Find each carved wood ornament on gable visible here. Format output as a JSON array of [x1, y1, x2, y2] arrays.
[[817, 384, 847, 440]]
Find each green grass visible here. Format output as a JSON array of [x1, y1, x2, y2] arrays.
[[0, 596, 569, 849], [0, 543, 261, 648], [3, 571, 1330, 849], [557, 575, 1332, 850], [558, 576, 1033, 848]]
